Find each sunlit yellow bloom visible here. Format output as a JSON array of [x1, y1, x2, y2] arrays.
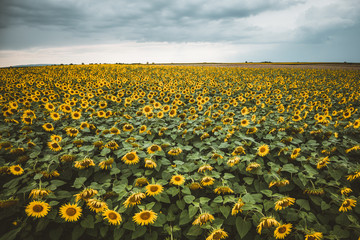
[[274, 223, 292, 239], [170, 175, 185, 186], [59, 203, 82, 222], [25, 201, 50, 218], [192, 212, 215, 225], [339, 198, 356, 212], [133, 209, 157, 226]]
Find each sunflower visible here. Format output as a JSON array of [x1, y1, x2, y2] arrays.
[[290, 148, 301, 159], [133, 209, 157, 226], [22, 116, 33, 125], [59, 203, 82, 222], [145, 184, 164, 196], [303, 188, 325, 195], [274, 197, 295, 211], [61, 104, 72, 113], [103, 209, 122, 225], [257, 144, 270, 157], [123, 124, 134, 132], [206, 228, 228, 240], [139, 125, 147, 134], [123, 193, 146, 207], [122, 152, 140, 165], [292, 114, 302, 122], [241, 107, 249, 115], [70, 111, 81, 120], [257, 216, 280, 234], [231, 198, 245, 215], [75, 188, 98, 202], [9, 165, 24, 175], [50, 135, 62, 142], [201, 176, 215, 186], [227, 156, 240, 167], [87, 198, 108, 213], [50, 112, 60, 121], [98, 158, 114, 170], [147, 144, 162, 154], [339, 198, 356, 212], [144, 158, 157, 168], [317, 156, 330, 169], [169, 109, 177, 117], [42, 123, 54, 132], [214, 186, 234, 195], [274, 223, 292, 239], [340, 187, 352, 196], [246, 127, 258, 134], [168, 147, 182, 156], [142, 105, 153, 115], [240, 119, 250, 127], [135, 177, 149, 187], [189, 182, 202, 190], [25, 201, 50, 218], [105, 140, 119, 150], [170, 175, 185, 186], [79, 122, 89, 129], [29, 188, 51, 199], [198, 164, 213, 173], [48, 141, 62, 152], [109, 127, 120, 135], [246, 162, 261, 172], [74, 158, 95, 169], [66, 127, 79, 137], [304, 232, 323, 240], [192, 212, 215, 225], [232, 146, 245, 155]]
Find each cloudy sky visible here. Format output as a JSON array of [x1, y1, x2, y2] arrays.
[[0, 0, 359, 67]]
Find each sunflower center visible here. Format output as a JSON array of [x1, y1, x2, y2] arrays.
[[260, 147, 266, 153], [150, 186, 159, 192], [213, 232, 222, 239], [66, 207, 77, 216], [307, 237, 316, 240], [175, 177, 181, 181], [46, 124, 52, 128], [108, 212, 118, 220], [14, 167, 21, 171], [125, 125, 132, 130], [127, 153, 135, 160], [343, 200, 350, 207], [150, 146, 158, 151], [278, 227, 287, 233], [33, 204, 44, 212], [52, 143, 59, 148], [280, 201, 290, 207], [140, 212, 151, 220]]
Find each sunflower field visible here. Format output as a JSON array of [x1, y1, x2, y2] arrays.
[[0, 64, 360, 240]]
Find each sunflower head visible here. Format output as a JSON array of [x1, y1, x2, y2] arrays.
[[122, 152, 140, 165], [145, 184, 164, 196], [103, 209, 122, 225], [25, 201, 50, 218], [170, 175, 185, 186], [133, 209, 157, 226], [59, 203, 82, 222]]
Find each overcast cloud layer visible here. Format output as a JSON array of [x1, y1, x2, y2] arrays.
[[0, 0, 359, 66]]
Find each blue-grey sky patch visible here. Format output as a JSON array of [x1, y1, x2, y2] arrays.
[[0, 0, 359, 66]]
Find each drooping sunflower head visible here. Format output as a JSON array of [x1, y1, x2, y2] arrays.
[[214, 186, 234, 195], [257, 216, 280, 234], [87, 198, 108, 213], [144, 158, 157, 168], [59, 203, 82, 222], [134, 177, 149, 187], [123, 124, 134, 132], [205, 228, 228, 240], [25, 201, 50, 218], [123, 192, 146, 207], [98, 158, 114, 170], [201, 176, 215, 187], [193, 212, 215, 225], [29, 188, 52, 199]]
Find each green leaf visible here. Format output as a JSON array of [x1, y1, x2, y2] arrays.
[[49, 226, 63, 240], [187, 226, 203, 236], [236, 217, 252, 239], [73, 177, 87, 188], [243, 177, 254, 185], [80, 215, 94, 229], [110, 167, 121, 175], [100, 226, 109, 238], [166, 187, 180, 197], [101, 147, 111, 156], [113, 229, 125, 240], [219, 205, 231, 218], [281, 164, 298, 173], [296, 199, 310, 211], [184, 195, 196, 204], [199, 197, 211, 204], [179, 210, 192, 225], [131, 226, 146, 239], [213, 196, 223, 203], [223, 173, 235, 179], [146, 202, 156, 210], [189, 205, 198, 218], [321, 201, 330, 210], [176, 199, 185, 210], [51, 180, 67, 187], [0, 228, 22, 240], [123, 221, 136, 231]]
